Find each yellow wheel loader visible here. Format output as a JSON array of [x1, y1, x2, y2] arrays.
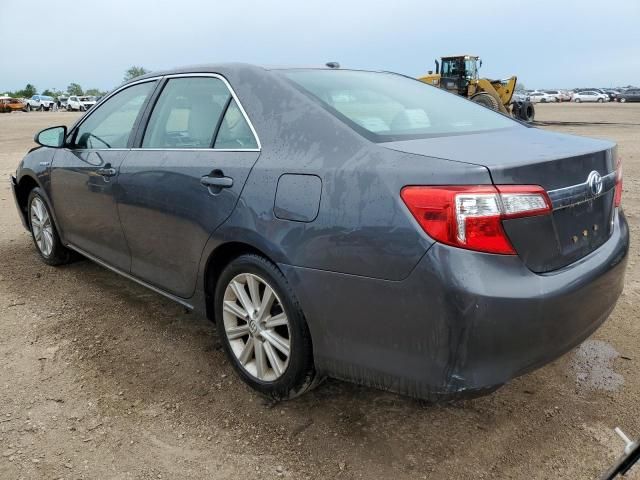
[[419, 55, 535, 122]]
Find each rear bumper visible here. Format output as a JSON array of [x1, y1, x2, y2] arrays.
[[282, 210, 629, 400]]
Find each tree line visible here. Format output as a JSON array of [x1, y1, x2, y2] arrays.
[[2, 66, 149, 99]]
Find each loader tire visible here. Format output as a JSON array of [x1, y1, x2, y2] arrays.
[[511, 101, 535, 123], [471, 93, 500, 111]]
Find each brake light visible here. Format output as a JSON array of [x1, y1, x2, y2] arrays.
[[401, 185, 552, 255], [614, 158, 623, 207]]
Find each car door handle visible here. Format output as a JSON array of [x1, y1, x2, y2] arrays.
[[96, 167, 117, 177], [200, 175, 233, 188]]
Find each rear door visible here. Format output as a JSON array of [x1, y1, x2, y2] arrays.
[[50, 80, 158, 271], [117, 74, 260, 298]]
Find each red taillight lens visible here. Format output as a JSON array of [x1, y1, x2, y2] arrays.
[[614, 158, 623, 207], [401, 185, 552, 255]]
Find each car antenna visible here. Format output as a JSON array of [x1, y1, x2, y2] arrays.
[[325, 62, 340, 69]]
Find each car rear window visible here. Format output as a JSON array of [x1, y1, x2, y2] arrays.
[[281, 69, 519, 141]]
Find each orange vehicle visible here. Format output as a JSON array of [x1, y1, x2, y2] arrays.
[[0, 97, 27, 112]]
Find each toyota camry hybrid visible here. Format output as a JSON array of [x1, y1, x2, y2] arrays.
[[11, 64, 628, 401]]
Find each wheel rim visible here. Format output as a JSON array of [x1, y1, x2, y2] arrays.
[[30, 197, 54, 257], [222, 273, 291, 381]]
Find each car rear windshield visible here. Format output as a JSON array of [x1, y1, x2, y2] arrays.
[[281, 69, 519, 142]]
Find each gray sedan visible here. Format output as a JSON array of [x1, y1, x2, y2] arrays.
[[11, 64, 628, 401]]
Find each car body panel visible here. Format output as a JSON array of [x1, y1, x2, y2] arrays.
[[117, 150, 260, 297], [280, 210, 627, 399], [50, 149, 132, 271]]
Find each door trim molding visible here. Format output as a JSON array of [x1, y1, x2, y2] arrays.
[[66, 243, 195, 310]]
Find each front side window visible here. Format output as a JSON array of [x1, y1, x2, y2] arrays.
[[143, 77, 231, 149], [73, 81, 156, 149], [282, 69, 518, 141]]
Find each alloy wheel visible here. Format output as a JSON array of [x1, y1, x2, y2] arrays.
[[30, 197, 54, 257], [222, 273, 291, 381]]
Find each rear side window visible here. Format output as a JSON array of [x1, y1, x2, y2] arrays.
[[142, 77, 231, 149], [282, 69, 518, 141], [214, 99, 258, 149], [74, 81, 156, 149]]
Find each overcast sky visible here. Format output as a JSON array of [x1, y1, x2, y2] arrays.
[[1, 0, 638, 93]]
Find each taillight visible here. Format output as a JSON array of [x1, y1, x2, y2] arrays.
[[401, 185, 552, 255], [614, 158, 623, 207]]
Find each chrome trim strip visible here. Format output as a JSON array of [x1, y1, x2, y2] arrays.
[[547, 170, 616, 210], [66, 77, 163, 141], [68, 73, 262, 153], [161, 73, 262, 151], [128, 148, 260, 152], [69, 148, 260, 153], [66, 244, 194, 310]]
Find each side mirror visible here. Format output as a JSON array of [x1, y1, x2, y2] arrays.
[[34, 126, 67, 148]]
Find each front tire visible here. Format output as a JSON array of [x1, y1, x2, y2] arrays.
[[620, 98, 627, 103], [598, 98, 604, 103], [575, 98, 581, 103], [215, 254, 318, 400], [27, 188, 74, 266], [470, 92, 500, 111]]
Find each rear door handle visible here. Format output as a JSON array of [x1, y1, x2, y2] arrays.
[[200, 175, 233, 188], [96, 167, 117, 177]]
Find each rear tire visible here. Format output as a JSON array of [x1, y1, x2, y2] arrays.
[[27, 188, 74, 266], [620, 98, 627, 103], [575, 98, 581, 103], [26, 104, 31, 112], [215, 254, 319, 400]]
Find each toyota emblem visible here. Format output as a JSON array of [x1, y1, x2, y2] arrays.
[[587, 171, 603, 197]]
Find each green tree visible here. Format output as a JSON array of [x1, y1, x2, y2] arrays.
[[123, 66, 149, 82], [85, 88, 105, 96], [41, 89, 55, 97], [22, 84, 37, 97], [67, 83, 83, 96]]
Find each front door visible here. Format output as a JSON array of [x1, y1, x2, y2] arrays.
[[117, 75, 260, 298], [50, 80, 157, 271]]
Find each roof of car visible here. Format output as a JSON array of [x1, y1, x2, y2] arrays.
[[124, 62, 382, 88]]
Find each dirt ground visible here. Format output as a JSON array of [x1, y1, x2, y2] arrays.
[[1, 103, 639, 480]]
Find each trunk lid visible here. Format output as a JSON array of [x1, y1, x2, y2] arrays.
[[384, 127, 618, 273]]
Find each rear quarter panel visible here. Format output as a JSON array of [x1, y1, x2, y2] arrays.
[[207, 66, 493, 281]]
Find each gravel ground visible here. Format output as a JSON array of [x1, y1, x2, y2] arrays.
[[1, 103, 639, 479]]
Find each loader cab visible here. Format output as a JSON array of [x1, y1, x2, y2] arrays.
[[438, 55, 481, 96]]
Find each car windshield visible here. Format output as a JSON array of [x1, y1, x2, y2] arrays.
[[281, 69, 518, 141]]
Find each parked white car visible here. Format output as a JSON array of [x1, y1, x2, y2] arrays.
[[544, 90, 571, 102], [67, 95, 90, 111], [26, 95, 55, 111], [573, 91, 609, 103], [79, 96, 97, 110], [528, 91, 557, 103]]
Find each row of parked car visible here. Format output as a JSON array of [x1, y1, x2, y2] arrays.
[[520, 88, 640, 104], [0, 94, 99, 112]]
